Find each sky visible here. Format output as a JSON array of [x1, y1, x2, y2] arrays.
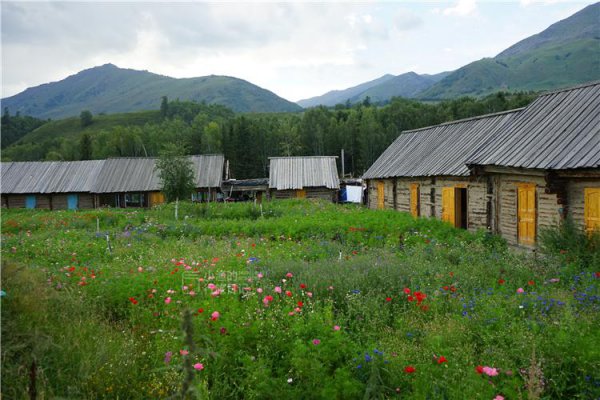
[[1, 0, 594, 102]]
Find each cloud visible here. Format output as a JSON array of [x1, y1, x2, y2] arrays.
[[394, 9, 424, 31], [443, 0, 478, 17]]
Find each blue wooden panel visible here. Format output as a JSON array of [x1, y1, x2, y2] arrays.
[[68, 194, 78, 210], [25, 195, 36, 209]]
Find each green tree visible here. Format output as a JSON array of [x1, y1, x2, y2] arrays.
[[155, 144, 195, 209], [201, 121, 222, 154], [160, 96, 169, 119], [79, 133, 93, 160], [80, 110, 93, 127]]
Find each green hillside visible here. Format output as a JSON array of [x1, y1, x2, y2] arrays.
[[419, 3, 600, 99], [1, 64, 302, 119]]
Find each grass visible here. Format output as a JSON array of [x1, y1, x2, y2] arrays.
[[2, 200, 599, 399]]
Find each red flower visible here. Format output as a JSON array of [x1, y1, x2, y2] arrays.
[[285, 291, 293, 297], [414, 291, 427, 304], [450, 286, 456, 292], [198, 308, 204, 313], [498, 279, 505, 285], [403, 288, 411, 294], [404, 366, 416, 374], [386, 297, 392, 302], [437, 356, 447, 364], [442, 286, 449, 291], [449, 272, 454, 277], [528, 280, 535, 286], [297, 301, 304, 307], [300, 283, 307, 289], [265, 295, 274, 302], [595, 272, 600, 278], [475, 365, 484, 374], [128, 297, 138, 305], [407, 295, 415, 302]]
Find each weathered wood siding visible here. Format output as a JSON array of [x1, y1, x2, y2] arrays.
[[52, 195, 69, 210], [493, 174, 558, 247], [1, 195, 8, 208], [36, 195, 51, 209], [568, 179, 600, 229], [271, 187, 336, 201], [7, 195, 26, 208], [79, 194, 95, 209]]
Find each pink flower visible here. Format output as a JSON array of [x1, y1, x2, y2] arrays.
[[493, 396, 504, 400], [257, 273, 264, 279], [333, 325, 341, 331], [286, 272, 293, 278], [257, 288, 263, 293], [207, 283, 216, 290], [164, 351, 172, 364], [312, 339, 321, 345], [288, 311, 295, 316], [164, 297, 172, 304], [193, 363, 204, 370], [274, 286, 282, 294], [137, 266, 143, 272], [211, 311, 220, 321], [516, 288, 524, 293], [306, 292, 313, 298], [482, 366, 499, 377], [180, 349, 189, 356]]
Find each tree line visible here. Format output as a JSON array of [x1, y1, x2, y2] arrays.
[[1, 92, 536, 178]]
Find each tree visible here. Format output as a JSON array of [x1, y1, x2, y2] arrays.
[[79, 133, 93, 160], [80, 110, 93, 127], [160, 96, 169, 119], [155, 144, 195, 219]]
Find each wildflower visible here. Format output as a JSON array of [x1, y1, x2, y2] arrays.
[[404, 288, 411, 294], [197, 308, 204, 313], [312, 339, 321, 345], [285, 291, 293, 297], [257, 273, 264, 279], [180, 350, 189, 356], [137, 266, 143, 272], [128, 297, 138, 305], [300, 283, 307, 289], [475, 365, 484, 374], [164, 351, 172, 364], [404, 366, 416, 374], [385, 297, 392, 302], [437, 355, 448, 364], [257, 288, 263, 293], [211, 311, 220, 321], [193, 363, 204, 370], [498, 279, 505, 285], [407, 295, 415, 302], [297, 301, 304, 307], [333, 325, 341, 331], [286, 272, 293, 278], [307, 292, 313, 298], [220, 327, 227, 335], [164, 297, 172, 304], [482, 366, 499, 376], [207, 283, 216, 290], [274, 286, 282, 294], [516, 288, 524, 294], [493, 396, 504, 400], [328, 286, 334, 291], [287, 378, 293, 384], [443, 286, 449, 291], [528, 280, 535, 286]]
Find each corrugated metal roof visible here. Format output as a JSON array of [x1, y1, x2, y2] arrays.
[[363, 109, 522, 179], [467, 82, 600, 170], [1, 155, 224, 194], [269, 156, 340, 190]]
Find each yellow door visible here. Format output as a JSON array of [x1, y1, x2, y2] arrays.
[[296, 189, 306, 198], [584, 188, 600, 234], [377, 181, 385, 210], [410, 184, 419, 217], [518, 184, 536, 245], [149, 192, 165, 206], [441, 187, 455, 225]]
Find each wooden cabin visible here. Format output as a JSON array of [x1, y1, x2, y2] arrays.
[[363, 109, 521, 231], [466, 82, 600, 247], [268, 157, 340, 201], [363, 82, 600, 247]]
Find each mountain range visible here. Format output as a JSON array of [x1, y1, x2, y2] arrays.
[[300, 2, 600, 106], [1, 3, 599, 117], [1, 65, 302, 119]]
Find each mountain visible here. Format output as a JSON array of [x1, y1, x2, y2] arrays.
[[1, 64, 302, 119], [419, 3, 600, 99], [298, 72, 449, 107]]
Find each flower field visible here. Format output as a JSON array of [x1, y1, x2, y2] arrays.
[[2, 200, 599, 399]]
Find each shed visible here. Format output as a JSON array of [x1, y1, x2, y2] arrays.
[[221, 178, 269, 202], [268, 156, 340, 201]]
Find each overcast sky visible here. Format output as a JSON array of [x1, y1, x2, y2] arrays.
[[1, 0, 594, 102]]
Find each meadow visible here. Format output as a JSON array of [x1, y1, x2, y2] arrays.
[[1, 200, 599, 399]]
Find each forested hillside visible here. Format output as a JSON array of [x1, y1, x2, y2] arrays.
[[2, 92, 536, 178]]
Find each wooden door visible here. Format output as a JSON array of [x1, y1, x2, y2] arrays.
[[584, 188, 600, 234], [410, 184, 419, 217], [441, 187, 455, 225], [518, 184, 536, 245], [377, 181, 385, 210]]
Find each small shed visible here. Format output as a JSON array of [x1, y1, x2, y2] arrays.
[[1, 160, 104, 209], [268, 156, 340, 201], [467, 82, 600, 246], [221, 178, 269, 202], [363, 109, 521, 231]]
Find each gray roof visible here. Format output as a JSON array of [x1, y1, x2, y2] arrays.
[[363, 109, 522, 179], [269, 157, 340, 190], [1, 155, 224, 194], [467, 81, 600, 170], [1, 160, 105, 194]]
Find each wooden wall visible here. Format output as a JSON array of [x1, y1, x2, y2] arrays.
[[567, 178, 600, 229], [36, 195, 51, 209], [7, 195, 26, 208], [271, 187, 336, 201]]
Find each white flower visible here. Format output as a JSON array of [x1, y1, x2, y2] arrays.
[[287, 378, 293, 384]]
